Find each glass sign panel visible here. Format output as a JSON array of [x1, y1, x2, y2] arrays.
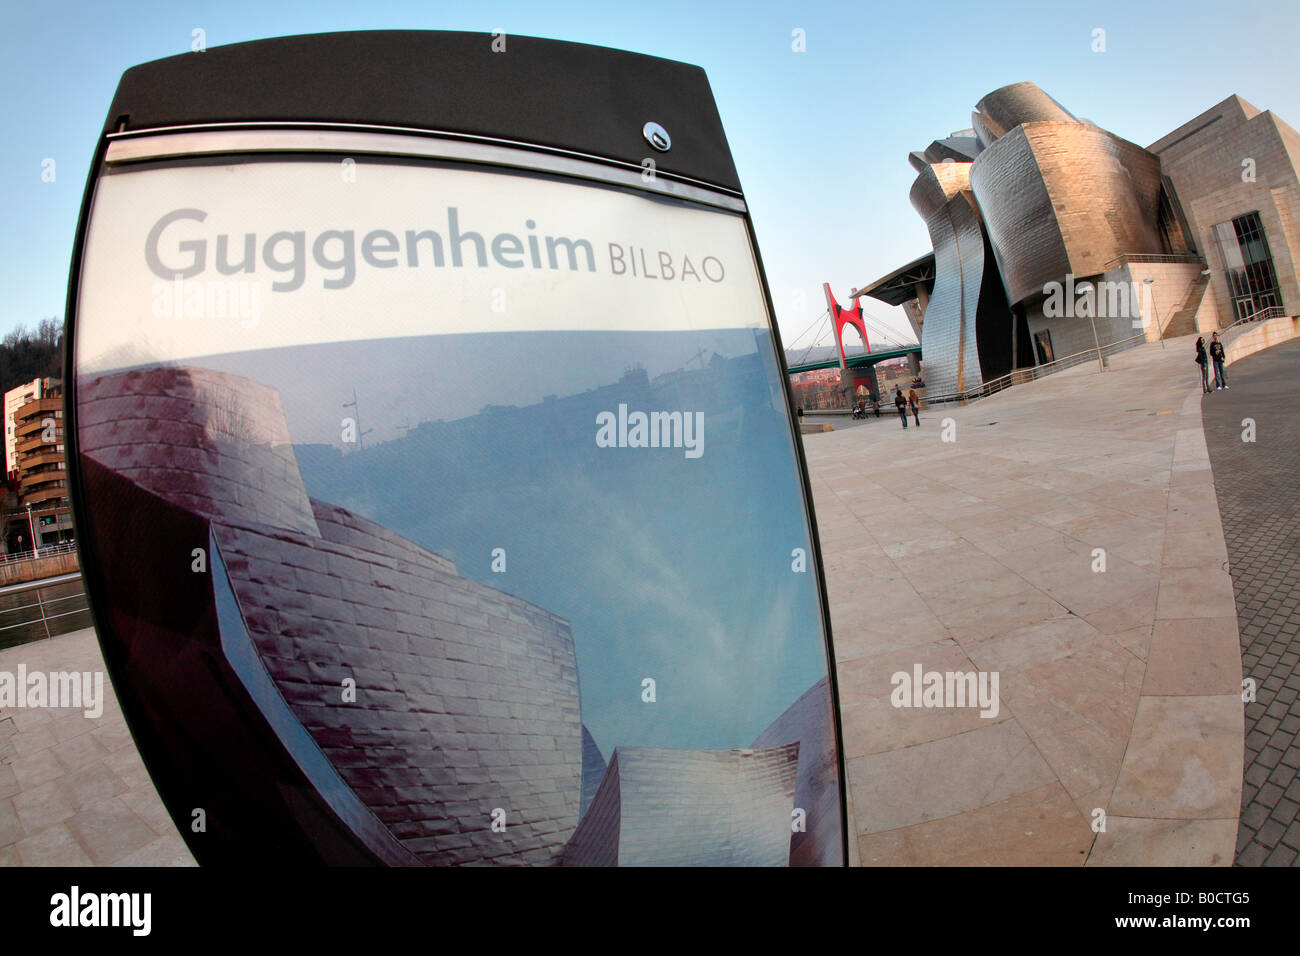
[[72, 152, 843, 866]]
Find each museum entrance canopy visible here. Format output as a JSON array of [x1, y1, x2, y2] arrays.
[[856, 252, 936, 308]]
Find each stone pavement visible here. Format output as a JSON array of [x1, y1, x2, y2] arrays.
[[1201, 337, 1300, 867], [801, 410, 897, 431], [806, 335, 1245, 865], [0, 628, 194, 866]]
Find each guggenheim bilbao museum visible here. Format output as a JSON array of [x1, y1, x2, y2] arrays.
[[860, 81, 1300, 397]]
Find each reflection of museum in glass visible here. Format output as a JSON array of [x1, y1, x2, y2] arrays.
[[66, 32, 845, 866]]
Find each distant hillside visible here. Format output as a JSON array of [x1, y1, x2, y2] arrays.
[[0, 319, 63, 396]]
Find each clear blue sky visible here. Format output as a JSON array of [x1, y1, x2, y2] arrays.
[[5, 0, 1299, 348]]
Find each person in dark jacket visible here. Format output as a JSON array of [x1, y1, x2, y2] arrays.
[[894, 387, 908, 428], [1209, 333, 1228, 389], [1195, 336, 1210, 394]]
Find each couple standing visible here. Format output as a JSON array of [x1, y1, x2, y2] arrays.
[[894, 387, 920, 428], [1195, 332, 1228, 393]]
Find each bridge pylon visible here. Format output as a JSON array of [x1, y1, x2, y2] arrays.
[[823, 283, 871, 370], [824, 283, 872, 407]]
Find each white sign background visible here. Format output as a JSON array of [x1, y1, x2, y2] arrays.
[[76, 159, 769, 375]]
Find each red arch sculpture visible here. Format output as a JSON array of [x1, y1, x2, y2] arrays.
[[824, 283, 871, 369]]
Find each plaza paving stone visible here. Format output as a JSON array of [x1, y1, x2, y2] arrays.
[[1201, 336, 1300, 866], [805, 334, 1245, 865], [0, 628, 195, 867]]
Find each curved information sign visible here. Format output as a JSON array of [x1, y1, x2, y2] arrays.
[[66, 33, 844, 867]]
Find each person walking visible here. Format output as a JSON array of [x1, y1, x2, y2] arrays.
[[1194, 336, 1211, 393], [908, 388, 921, 426], [872, 395, 881, 418], [894, 387, 908, 428], [1209, 332, 1228, 389]]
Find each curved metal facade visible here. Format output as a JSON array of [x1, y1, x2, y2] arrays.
[[966, 126, 1068, 309], [905, 82, 1171, 391], [911, 163, 988, 395], [973, 81, 1076, 146], [971, 123, 1164, 304]]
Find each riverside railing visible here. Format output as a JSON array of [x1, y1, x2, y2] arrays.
[[922, 331, 1149, 409], [0, 539, 79, 565], [0, 571, 92, 649], [0, 541, 80, 587]]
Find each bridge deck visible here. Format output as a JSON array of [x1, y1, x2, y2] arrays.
[[788, 344, 921, 374]]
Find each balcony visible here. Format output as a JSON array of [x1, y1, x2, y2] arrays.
[[1101, 252, 1207, 270], [14, 433, 59, 455], [15, 450, 65, 471], [20, 485, 69, 507], [17, 396, 62, 415], [20, 468, 67, 493], [14, 415, 61, 440]]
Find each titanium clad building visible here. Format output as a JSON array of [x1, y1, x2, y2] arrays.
[[560, 744, 801, 867], [864, 82, 1300, 396], [907, 159, 990, 396]]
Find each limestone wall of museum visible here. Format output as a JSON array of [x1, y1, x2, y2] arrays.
[[1223, 314, 1300, 365], [1153, 100, 1300, 322]]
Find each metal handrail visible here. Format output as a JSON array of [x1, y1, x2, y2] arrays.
[[1101, 252, 1207, 270], [0, 540, 78, 564], [0, 571, 89, 642], [922, 331, 1149, 408], [1098, 331, 1152, 357], [1223, 305, 1286, 334]]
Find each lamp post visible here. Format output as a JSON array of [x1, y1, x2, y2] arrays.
[[1201, 268, 1214, 331], [25, 502, 36, 553], [1143, 277, 1165, 350], [1086, 285, 1104, 372]]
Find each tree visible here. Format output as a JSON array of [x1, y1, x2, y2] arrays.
[[0, 318, 64, 396]]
